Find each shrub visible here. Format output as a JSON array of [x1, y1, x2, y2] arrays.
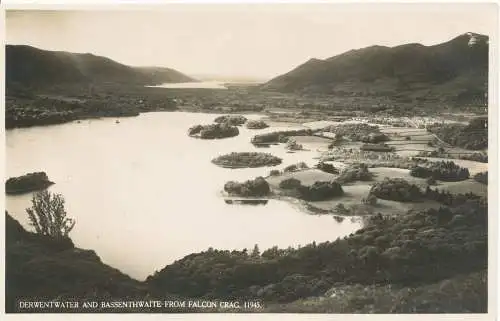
[[279, 178, 302, 190], [26, 190, 75, 239]]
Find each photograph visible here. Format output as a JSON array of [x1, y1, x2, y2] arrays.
[[3, 2, 496, 315]]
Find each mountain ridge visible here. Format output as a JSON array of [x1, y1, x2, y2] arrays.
[[263, 32, 488, 104], [5, 45, 196, 88]]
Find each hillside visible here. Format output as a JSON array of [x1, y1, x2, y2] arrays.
[[263, 33, 488, 104], [5, 45, 195, 88]]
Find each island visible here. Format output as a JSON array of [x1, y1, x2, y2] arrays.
[[246, 120, 269, 129], [187, 123, 239, 139], [212, 152, 282, 168], [6, 172, 54, 195], [213, 115, 247, 126]]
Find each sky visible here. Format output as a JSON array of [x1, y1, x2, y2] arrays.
[[5, 3, 498, 81]]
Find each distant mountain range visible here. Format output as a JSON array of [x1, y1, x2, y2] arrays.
[[263, 33, 488, 103], [5, 45, 196, 88]]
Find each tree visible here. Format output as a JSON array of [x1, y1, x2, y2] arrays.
[[251, 244, 260, 258], [26, 190, 75, 239]]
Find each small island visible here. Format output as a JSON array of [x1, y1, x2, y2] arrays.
[[213, 115, 247, 126], [188, 123, 239, 139], [212, 152, 282, 168], [246, 120, 269, 129], [224, 177, 271, 197], [6, 172, 54, 195]]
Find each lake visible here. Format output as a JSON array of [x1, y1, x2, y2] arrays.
[[146, 81, 228, 89], [6, 112, 362, 280]]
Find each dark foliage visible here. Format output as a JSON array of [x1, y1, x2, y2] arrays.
[[474, 172, 488, 185], [316, 162, 340, 174], [147, 199, 487, 307], [427, 117, 488, 150], [336, 164, 374, 184], [409, 161, 470, 182], [251, 129, 314, 145], [188, 123, 239, 139], [370, 178, 424, 202], [298, 181, 344, 201], [6, 172, 54, 195], [224, 177, 271, 197], [246, 120, 270, 129], [214, 115, 247, 126], [279, 178, 302, 190], [212, 152, 282, 168]]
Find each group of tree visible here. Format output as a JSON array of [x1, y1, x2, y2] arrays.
[[370, 178, 424, 202], [224, 177, 271, 197], [323, 123, 382, 142], [187, 123, 239, 139], [297, 181, 344, 201], [251, 129, 314, 145], [409, 161, 470, 182], [427, 117, 487, 150], [336, 163, 374, 184], [212, 152, 282, 168]]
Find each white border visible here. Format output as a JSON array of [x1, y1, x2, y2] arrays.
[[0, 1, 498, 320]]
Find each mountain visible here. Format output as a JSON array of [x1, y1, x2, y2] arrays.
[[5, 45, 195, 88], [263, 33, 488, 102]]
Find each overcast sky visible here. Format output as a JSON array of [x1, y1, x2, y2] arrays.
[[6, 3, 497, 80]]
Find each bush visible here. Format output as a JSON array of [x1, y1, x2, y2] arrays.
[[26, 190, 75, 240], [279, 178, 302, 190]]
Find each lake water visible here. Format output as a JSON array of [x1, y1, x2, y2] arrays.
[[146, 81, 228, 89], [6, 112, 362, 280]]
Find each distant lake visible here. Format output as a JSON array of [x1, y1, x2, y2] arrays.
[[147, 81, 228, 89], [6, 112, 361, 280]]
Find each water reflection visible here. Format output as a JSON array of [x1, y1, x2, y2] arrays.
[[225, 199, 269, 205]]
